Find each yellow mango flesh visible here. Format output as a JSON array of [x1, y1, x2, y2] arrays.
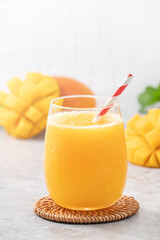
[[126, 137, 144, 161], [155, 114, 160, 130], [25, 72, 44, 84], [148, 109, 160, 124], [126, 114, 141, 134], [135, 115, 153, 135], [24, 106, 43, 123], [145, 153, 159, 168], [133, 145, 151, 166], [7, 77, 23, 96], [145, 129, 160, 149], [155, 149, 160, 165], [0, 108, 19, 128], [126, 110, 160, 168], [0, 72, 60, 138]]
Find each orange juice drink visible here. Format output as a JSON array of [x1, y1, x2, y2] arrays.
[[45, 97, 127, 210]]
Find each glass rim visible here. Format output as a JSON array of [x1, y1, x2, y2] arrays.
[[50, 95, 119, 111]]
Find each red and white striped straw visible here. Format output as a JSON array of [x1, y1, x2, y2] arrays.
[[92, 74, 134, 122]]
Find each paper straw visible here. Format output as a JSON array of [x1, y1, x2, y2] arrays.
[[92, 74, 134, 122]]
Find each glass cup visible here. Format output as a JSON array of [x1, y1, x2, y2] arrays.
[[44, 95, 127, 210]]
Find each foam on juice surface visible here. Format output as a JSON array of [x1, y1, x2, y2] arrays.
[[48, 111, 122, 128]]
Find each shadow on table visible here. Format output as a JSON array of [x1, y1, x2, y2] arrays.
[[31, 130, 46, 141]]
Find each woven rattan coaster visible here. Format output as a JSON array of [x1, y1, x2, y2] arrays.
[[33, 195, 139, 224]]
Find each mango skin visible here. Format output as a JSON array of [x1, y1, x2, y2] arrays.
[[54, 76, 95, 108], [126, 109, 160, 168]]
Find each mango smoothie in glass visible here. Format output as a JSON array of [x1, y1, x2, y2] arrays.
[[44, 95, 127, 210]]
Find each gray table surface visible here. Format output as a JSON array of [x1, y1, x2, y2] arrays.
[[0, 128, 160, 240]]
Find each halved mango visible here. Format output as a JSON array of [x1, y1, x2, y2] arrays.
[[126, 110, 160, 168], [0, 72, 60, 138]]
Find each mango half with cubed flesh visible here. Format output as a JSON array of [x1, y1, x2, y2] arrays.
[[0, 73, 95, 139], [126, 109, 160, 168], [0, 73, 60, 138]]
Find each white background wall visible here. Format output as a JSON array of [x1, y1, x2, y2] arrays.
[[1, 0, 160, 121]]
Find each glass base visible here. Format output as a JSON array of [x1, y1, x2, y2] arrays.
[[54, 199, 119, 211]]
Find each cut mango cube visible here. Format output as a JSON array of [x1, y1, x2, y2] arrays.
[[133, 145, 151, 166], [20, 82, 38, 103], [126, 114, 140, 134], [148, 109, 160, 124], [36, 79, 53, 97], [135, 115, 153, 135], [4, 95, 27, 113], [29, 126, 40, 137], [0, 91, 8, 105], [145, 129, 160, 149], [127, 136, 145, 152], [0, 108, 19, 128], [145, 153, 159, 168], [155, 149, 160, 165], [24, 106, 43, 123], [14, 118, 33, 138], [125, 126, 135, 137], [127, 137, 148, 163], [7, 77, 23, 96], [25, 72, 44, 84], [34, 95, 57, 114]]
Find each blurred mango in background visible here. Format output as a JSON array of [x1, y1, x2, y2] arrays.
[[0, 72, 94, 139]]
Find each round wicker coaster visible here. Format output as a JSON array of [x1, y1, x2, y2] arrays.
[[33, 195, 139, 224]]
